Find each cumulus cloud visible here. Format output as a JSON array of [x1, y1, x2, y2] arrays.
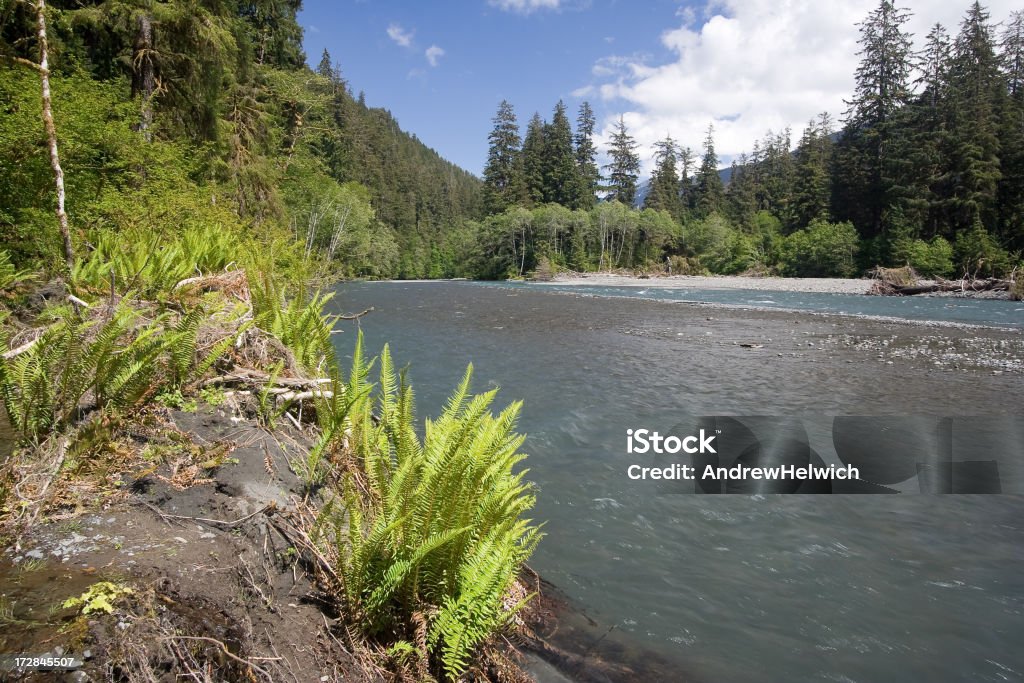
[[387, 23, 414, 48], [489, 0, 561, 15], [425, 45, 446, 67], [585, 0, 1021, 174]]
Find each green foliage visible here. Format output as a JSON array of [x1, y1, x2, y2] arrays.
[[249, 277, 337, 374], [954, 220, 1014, 277], [62, 581, 133, 615], [316, 339, 540, 680], [891, 235, 955, 277], [0, 305, 165, 442], [777, 219, 860, 277]]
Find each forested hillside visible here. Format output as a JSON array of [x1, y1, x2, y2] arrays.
[[0, 0, 481, 279], [474, 1, 1024, 281]]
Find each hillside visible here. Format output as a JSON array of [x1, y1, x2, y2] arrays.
[[0, 0, 481, 279]]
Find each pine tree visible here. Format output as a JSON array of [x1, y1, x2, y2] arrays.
[[645, 135, 681, 220], [693, 124, 724, 216], [725, 154, 757, 229], [603, 116, 640, 205], [573, 101, 600, 209], [545, 100, 578, 206], [482, 100, 524, 214]]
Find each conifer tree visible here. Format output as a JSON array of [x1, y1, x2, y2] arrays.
[[545, 100, 578, 206], [998, 11, 1024, 248], [645, 135, 682, 220], [603, 116, 640, 205], [791, 114, 834, 229], [693, 124, 724, 216], [573, 101, 600, 209], [521, 113, 547, 206], [483, 100, 524, 214], [834, 0, 914, 238], [946, 1, 1003, 233]]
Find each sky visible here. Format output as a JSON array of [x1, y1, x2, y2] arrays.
[[298, 0, 1022, 178]]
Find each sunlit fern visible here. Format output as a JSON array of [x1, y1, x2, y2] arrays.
[[316, 337, 541, 681]]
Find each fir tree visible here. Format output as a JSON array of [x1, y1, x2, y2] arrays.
[[835, 0, 915, 238], [545, 100, 578, 206], [482, 100, 523, 214], [693, 124, 724, 216], [645, 135, 681, 220], [521, 113, 547, 206], [573, 101, 600, 209], [791, 114, 834, 229], [603, 116, 640, 205]]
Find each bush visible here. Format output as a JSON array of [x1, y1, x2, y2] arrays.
[[954, 221, 1013, 278], [776, 219, 860, 277], [891, 236, 954, 278], [316, 339, 541, 681]]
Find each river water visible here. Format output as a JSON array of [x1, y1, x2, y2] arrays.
[[330, 281, 1024, 683]]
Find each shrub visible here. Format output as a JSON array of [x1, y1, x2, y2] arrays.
[[954, 221, 1013, 278], [316, 339, 541, 681], [891, 236, 954, 278], [777, 219, 860, 277]]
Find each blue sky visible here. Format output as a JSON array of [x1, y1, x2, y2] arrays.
[[298, 0, 1022, 177]]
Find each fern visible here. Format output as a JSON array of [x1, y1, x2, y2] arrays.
[[316, 333, 541, 680]]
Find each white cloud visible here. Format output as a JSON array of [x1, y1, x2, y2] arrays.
[[489, 0, 561, 15], [585, 0, 1022, 175], [386, 23, 414, 48], [425, 45, 446, 67]]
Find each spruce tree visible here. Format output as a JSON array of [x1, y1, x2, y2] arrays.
[[521, 113, 547, 206], [791, 114, 834, 229], [573, 101, 600, 209], [998, 11, 1024, 249], [835, 0, 914, 239], [603, 116, 640, 205], [693, 124, 724, 216], [645, 135, 682, 220], [946, 1, 1003, 233], [545, 100, 578, 206], [482, 100, 524, 214]]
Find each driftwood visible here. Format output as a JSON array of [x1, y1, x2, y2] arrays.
[[870, 277, 1011, 296], [203, 368, 332, 390]]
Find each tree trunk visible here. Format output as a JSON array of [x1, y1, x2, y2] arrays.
[[132, 12, 155, 141], [35, 0, 73, 271]]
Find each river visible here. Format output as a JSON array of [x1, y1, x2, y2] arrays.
[[329, 281, 1024, 683]]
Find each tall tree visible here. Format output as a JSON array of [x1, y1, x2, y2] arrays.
[[521, 113, 547, 206], [545, 100, 578, 206], [678, 145, 695, 212], [946, 1, 1003, 233], [33, 0, 73, 269], [482, 100, 523, 214], [998, 11, 1024, 248], [645, 134, 681, 220], [693, 124, 724, 216], [834, 0, 914, 238], [791, 114, 834, 229], [573, 101, 600, 209], [603, 116, 640, 205]]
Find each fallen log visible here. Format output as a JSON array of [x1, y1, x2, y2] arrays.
[[202, 368, 333, 390], [869, 277, 1011, 296]]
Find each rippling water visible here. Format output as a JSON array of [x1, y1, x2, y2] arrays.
[[330, 281, 1024, 683]]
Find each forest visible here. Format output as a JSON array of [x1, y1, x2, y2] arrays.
[[473, 1, 1024, 281]]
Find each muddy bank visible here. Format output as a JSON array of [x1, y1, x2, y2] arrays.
[[0, 403, 670, 683]]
